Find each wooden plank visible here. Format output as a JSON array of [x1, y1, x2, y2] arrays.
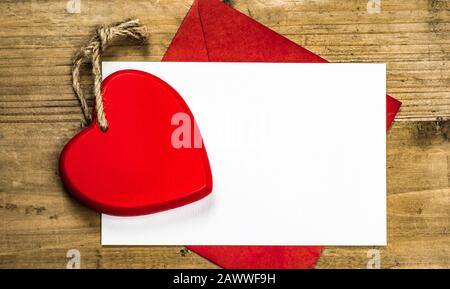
[[0, 0, 449, 268]]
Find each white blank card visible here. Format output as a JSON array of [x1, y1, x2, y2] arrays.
[[101, 62, 386, 246]]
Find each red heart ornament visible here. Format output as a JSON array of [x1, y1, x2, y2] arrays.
[[60, 70, 213, 216]]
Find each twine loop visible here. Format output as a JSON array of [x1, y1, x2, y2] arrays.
[[71, 19, 147, 132]]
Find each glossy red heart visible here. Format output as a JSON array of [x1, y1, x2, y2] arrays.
[[60, 70, 213, 216]]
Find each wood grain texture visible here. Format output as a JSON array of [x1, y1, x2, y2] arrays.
[[0, 0, 449, 268]]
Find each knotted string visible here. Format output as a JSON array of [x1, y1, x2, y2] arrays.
[[71, 19, 147, 132]]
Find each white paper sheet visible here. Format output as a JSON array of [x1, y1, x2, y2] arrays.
[[101, 62, 386, 246]]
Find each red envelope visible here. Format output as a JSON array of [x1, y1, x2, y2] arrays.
[[162, 0, 401, 269]]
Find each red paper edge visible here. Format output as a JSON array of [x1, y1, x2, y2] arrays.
[[162, 0, 402, 269]]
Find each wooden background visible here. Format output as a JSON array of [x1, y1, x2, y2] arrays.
[[0, 0, 449, 268]]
